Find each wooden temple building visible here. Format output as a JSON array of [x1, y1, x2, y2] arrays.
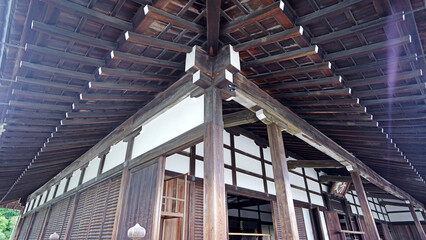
[[0, 0, 425, 239]]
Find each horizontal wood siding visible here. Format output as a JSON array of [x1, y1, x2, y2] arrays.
[[117, 162, 159, 240], [27, 208, 48, 239], [193, 183, 204, 240], [69, 176, 121, 239], [42, 196, 75, 240]]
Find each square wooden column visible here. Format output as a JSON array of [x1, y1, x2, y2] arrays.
[[409, 204, 426, 240], [349, 170, 381, 240], [203, 86, 227, 240], [266, 123, 299, 239]]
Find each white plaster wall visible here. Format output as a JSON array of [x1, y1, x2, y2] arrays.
[[46, 186, 55, 202], [67, 169, 81, 191], [319, 211, 330, 240], [236, 172, 264, 193], [310, 193, 324, 207], [235, 152, 262, 175], [132, 96, 204, 158], [291, 187, 309, 203], [56, 178, 67, 197], [234, 134, 260, 157], [82, 157, 101, 184], [303, 208, 315, 240], [165, 154, 189, 174], [102, 140, 127, 173]]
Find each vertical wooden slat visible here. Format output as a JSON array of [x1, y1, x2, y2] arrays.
[[350, 171, 380, 240], [203, 87, 227, 240], [111, 167, 130, 240], [151, 156, 166, 240], [271, 201, 283, 239], [38, 206, 51, 240], [409, 204, 426, 240], [324, 211, 344, 240], [63, 193, 80, 240], [295, 207, 308, 240], [381, 223, 393, 240], [266, 123, 299, 239]]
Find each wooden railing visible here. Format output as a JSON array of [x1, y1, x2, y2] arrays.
[[228, 232, 272, 240]]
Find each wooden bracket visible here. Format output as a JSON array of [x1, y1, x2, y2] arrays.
[[193, 70, 212, 89], [185, 46, 212, 75]]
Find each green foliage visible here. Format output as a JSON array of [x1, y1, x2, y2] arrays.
[[0, 208, 20, 240]]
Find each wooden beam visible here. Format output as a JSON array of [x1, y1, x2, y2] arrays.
[[8, 100, 70, 112], [97, 67, 175, 82], [123, 31, 192, 53], [88, 81, 164, 92], [80, 93, 152, 102], [233, 26, 303, 52], [221, 1, 285, 34], [350, 170, 381, 239], [287, 160, 343, 169], [60, 117, 123, 125], [247, 62, 332, 79], [409, 204, 426, 240], [20, 61, 94, 81], [72, 103, 139, 111], [319, 175, 367, 183], [206, 0, 221, 56], [223, 109, 258, 128], [293, 106, 366, 114], [362, 94, 426, 106], [109, 50, 184, 69], [143, 5, 205, 33], [66, 110, 133, 119], [274, 88, 351, 99], [287, 98, 360, 107], [151, 156, 165, 240], [300, 114, 372, 121], [15, 76, 86, 93], [40, 0, 133, 30], [242, 46, 319, 68], [6, 109, 65, 119], [345, 70, 423, 88], [12, 89, 76, 103], [311, 13, 405, 44], [324, 36, 411, 61], [31, 21, 117, 50], [295, 0, 363, 25], [353, 83, 425, 98], [262, 76, 342, 90], [25, 44, 105, 66], [267, 123, 299, 239], [310, 121, 378, 127]]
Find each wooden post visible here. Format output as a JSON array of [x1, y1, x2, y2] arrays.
[[409, 204, 426, 240], [349, 170, 380, 240], [151, 156, 166, 240], [203, 86, 227, 240], [266, 123, 299, 239]]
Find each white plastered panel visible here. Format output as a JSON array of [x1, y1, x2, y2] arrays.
[[132, 96, 204, 158], [103, 140, 127, 173], [223, 130, 230, 146], [165, 153, 189, 174], [46, 186, 55, 202], [267, 181, 276, 195], [235, 152, 262, 175], [263, 147, 271, 162], [82, 157, 101, 184], [304, 168, 318, 179], [237, 172, 264, 193], [225, 168, 233, 185], [291, 187, 308, 203], [302, 208, 315, 240], [195, 160, 203, 179], [319, 211, 330, 240], [310, 193, 324, 207], [234, 134, 260, 157], [388, 212, 413, 222], [41, 191, 48, 205], [265, 163, 273, 178], [56, 178, 68, 197], [307, 179, 321, 193], [289, 172, 305, 188], [67, 169, 81, 191], [224, 148, 232, 166]]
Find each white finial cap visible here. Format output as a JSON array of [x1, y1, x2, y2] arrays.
[[128, 223, 146, 240], [49, 232, 59, 240]]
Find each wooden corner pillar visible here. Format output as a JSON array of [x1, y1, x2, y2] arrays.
[[348, 167, 381, 240], [186, 45, 236, 240], [266, 122, 299, 240], [408, 204, 426, 240]]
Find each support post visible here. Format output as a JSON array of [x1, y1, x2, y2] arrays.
[[151, 156, 166, 240], [349, 170, 380, 240], [266, 123, 299, 239], [409, 204, 426, 240], [203, 86, 227, 240]]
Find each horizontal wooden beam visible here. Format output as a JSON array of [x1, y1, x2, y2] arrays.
[[40, 0, 133, 30], [12, 89, 76, 103], [143, 5, 205, 33], [311, 13, 405, 44], [294, 106, 366, 114], [223, 110, 259, 128], [4, 117, 59, 126], [319, 175, 368, 183], [123, 31, 192, 53], [88, 81, 163, 92], [362, 94, 426, 106], [295, 0, 363, 25], [353, 83, 425, 98], [4, 125, 54, 133], [242, 46, 318, 68], [72, 103, 139, 111], [20, 61, 94, 81], [6, 109, 65, 120], [233, 26, 303, 52], [25, 44, 105, 67], [287, 160, 343, 169], [65, 110, 133, 119], [310, 120, 378, 127], [288, 98, 360, 107], [221, 1, 285, 34], [97, 67, 175, 82], [300, 114, 372, 121], [231, 72, 424, 208], [379, 201, 409, 207], [31, 21, 117, 50], [60, 117, 123, 126], [262, 76, 342, 90], [247, 62, 332, 79], [275, 88, 351, 99], [109, 50, 184, 69], [345, 70, 422, 88], [367, 105, 426, 115], [79, 93, 152, 102], [15, 76, 86, 93], [9, 100, 70, 112], [324, 36, 411, 61]]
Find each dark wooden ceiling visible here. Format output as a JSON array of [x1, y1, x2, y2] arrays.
[[0, 0, 425, 205]]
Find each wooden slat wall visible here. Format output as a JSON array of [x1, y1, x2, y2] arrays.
[[295, 207, 308, 240], [324, 211, 345, 240], [69, 176, 121, 239], [192, 183, 204, 240], [389, 223, 425, 240], [16, 214, 33, 240], [42, 196, 75, 240], [116, 162, 159, 240], [272, 201, 283, 239], [27, 208, 48, 239]]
